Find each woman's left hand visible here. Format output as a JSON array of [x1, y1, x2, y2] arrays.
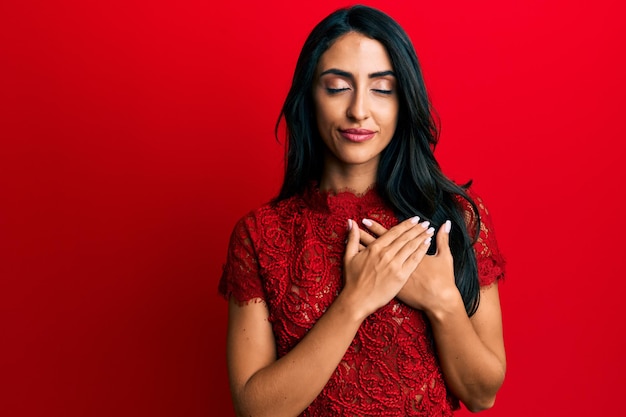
[[361, 218, 506, 412], [359, 218, 459, 313]]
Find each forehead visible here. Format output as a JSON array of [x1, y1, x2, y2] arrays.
[[316, 32, 394, 74]]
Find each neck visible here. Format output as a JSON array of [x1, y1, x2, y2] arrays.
[[319, 163, 378, 194]]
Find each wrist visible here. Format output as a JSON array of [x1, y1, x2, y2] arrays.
[[424, 287, 465, 323], [333, 290, 370, 324]]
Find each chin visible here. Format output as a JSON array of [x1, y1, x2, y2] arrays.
[[337, 153, 380, 167]]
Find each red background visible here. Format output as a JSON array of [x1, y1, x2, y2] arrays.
[[1, 0, 625, 416]]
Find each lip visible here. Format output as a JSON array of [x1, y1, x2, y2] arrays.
[[339, 128, 376, 142]]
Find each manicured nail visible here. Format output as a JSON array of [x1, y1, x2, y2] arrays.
[[444, 220, 451, 233], [347, 219, 353, 230], [426, 227, 435, 235], [424, 237, 432, 246], [362, 219, 373, 227], [410, 216, 420, 224], [421, 221, 430, 229]]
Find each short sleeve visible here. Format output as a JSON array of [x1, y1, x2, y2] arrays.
[[218, 213, 266, 304], [461, 189, 506, 287]]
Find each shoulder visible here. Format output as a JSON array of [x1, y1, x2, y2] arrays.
[[230, 194, 306, 240], [457, 186, 506, 284], [453, 186, 495, 240]]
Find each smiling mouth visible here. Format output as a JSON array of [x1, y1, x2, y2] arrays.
[[339, 129, 376, 142]]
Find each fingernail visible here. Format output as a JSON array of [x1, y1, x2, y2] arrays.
[[424, 237, 432, 246], [410, 216, 420, 224], [347, 219, 352, 230], [427, 227, 435, 235], [444, 220, 451, 233], [421, 221, 430, 229], [362, 219, 373, 227]]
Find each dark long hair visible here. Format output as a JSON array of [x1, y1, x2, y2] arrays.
[[274, 5, 482, 316]]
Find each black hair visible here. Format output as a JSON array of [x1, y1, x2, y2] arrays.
[[274, 5, 482, 316]]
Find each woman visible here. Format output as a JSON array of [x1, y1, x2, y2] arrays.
[[219, 5, 506, 416]]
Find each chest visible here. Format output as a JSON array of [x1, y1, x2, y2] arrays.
[[255, 208, 406, 353]]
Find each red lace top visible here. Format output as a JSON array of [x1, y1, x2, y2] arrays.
[[219, 185, 505, 416]]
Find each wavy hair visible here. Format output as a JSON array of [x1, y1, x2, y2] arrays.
[[274, 5, 482, 316]]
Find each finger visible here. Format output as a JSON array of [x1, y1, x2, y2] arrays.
[[395, 225, 435, 267], [401, 232, 434, 273], [344, 219, 360, 261], [367, 215, 420, 248], [376, 219, 432, 259], [361, 218, 395, 237], [435, 220, 452, 256], [359, 228, 376, 247]]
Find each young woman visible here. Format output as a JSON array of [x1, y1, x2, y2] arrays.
[[219, 5, 506, 416]]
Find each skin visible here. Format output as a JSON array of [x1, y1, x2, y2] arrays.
[[313, 31, 399, 193], [359, 220, 506, 412], [226, 32, 505, 416]]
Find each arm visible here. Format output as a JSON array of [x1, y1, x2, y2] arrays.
[[360, 220, 505, 412], [227, 292, 364, 417], [227, 217, 434, 417], [425, 280, 505, 412]]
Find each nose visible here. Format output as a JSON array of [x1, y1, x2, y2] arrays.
[[346, 89, 370, 121]]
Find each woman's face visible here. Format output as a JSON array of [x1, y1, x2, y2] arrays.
[[313, 32, 399, 174]]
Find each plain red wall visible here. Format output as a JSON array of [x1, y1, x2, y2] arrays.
[[1, 0, 625, 416]]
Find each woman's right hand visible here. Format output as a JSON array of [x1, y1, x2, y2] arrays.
[[341, 216, 434, 320]]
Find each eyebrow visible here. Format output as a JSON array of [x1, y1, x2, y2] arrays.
[[319, 68, 396, 79]]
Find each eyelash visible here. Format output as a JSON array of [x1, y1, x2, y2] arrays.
[[325, 88, 393, 95], [326, 88, 350, 94]]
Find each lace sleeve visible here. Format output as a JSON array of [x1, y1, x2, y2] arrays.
[[462, 189, 506, 287], [218, 213, 265, 304]]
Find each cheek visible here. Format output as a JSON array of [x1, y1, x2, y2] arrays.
[[314, 108, 326, 133], [386, 102, 400, 130], [314, 101, 337, 132], [392, 111, 399, 129], [313, 108, 331, 144]]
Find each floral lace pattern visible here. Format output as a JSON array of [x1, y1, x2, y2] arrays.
[[219, 185, 505, 416]]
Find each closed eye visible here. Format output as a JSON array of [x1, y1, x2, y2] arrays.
[[373, 89, 393, 95], [326, 87, 350, 94]]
